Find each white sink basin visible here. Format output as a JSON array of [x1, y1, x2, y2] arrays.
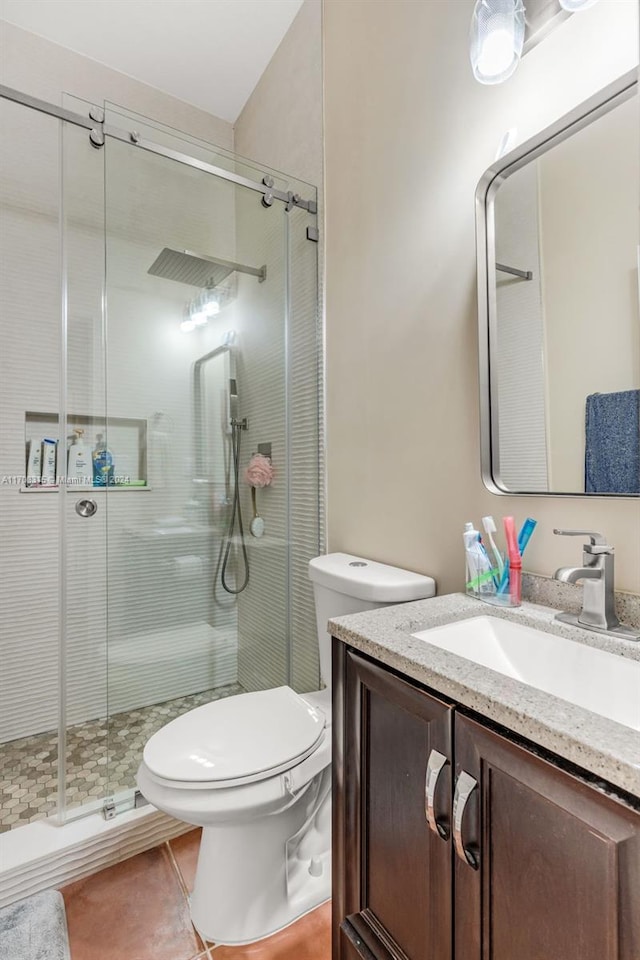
[[412, 616, 640, 732]]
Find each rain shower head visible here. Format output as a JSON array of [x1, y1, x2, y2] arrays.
[[148, 248, 266, 288], [148, 248, 234, 288]]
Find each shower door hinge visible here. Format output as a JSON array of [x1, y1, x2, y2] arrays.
[[306, 226, 320, 243], [88, 105, 105, 149], [102, 797, 116, 820]]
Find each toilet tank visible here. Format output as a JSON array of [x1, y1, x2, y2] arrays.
[[308, 553, 436, 690]]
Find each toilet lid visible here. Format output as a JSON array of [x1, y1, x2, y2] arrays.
[[143, 686, 326, 783]]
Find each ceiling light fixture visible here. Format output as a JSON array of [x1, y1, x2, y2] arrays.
[[470, 0, 526, 85]]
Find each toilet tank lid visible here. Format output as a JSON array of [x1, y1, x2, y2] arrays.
[[308, 553, 436, 603]]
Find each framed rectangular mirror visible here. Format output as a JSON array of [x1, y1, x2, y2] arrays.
[[476, 69, 639, 497]]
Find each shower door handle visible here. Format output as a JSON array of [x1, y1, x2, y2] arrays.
[[75, 498, 98, 518]]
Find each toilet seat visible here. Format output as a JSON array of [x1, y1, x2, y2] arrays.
[[143, 686, 326, 787]]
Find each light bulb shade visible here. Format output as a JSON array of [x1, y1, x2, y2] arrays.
[[558, 0, 598, 10], [470, 0, 526, 85], [204, 296, 220, 317]]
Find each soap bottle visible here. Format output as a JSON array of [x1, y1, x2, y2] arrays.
[[67, 428, 91, 487], [92, 433, 115, 486]]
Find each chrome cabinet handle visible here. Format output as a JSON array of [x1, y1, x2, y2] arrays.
[[425, 749, 449, 840], [452, 770, 479, 868]]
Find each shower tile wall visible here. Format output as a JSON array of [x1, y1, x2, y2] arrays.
[[0, 102, 63, 762], [288, 205, 321, 692], [233, 186, 289, 692]]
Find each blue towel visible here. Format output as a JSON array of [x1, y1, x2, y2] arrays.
[[585, 390, 640, 494]]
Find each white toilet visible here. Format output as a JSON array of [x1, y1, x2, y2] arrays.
[[137, 552, 435, 945]]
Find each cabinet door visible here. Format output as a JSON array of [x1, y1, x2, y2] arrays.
[[333, 643, 454, 960], [454, 714, 640, 960]]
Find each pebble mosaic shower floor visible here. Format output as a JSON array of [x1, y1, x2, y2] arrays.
[[0, 683, 244, 833]]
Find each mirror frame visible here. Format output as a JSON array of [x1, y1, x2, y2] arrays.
[[475, 68, 638, 497]]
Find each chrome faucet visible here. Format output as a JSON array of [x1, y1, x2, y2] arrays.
[[553, 530, 639, 641]]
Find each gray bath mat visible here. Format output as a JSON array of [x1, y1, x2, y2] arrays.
[[0, 890, 71, 960]]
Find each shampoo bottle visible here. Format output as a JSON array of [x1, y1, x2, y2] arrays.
[[92, 433, 114, 486], [67, 429, 91, 486]]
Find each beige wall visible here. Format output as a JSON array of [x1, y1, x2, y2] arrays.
[[324, 0, 640, 594], [0, 21, 233, 148], [234, 0, 323, 188]]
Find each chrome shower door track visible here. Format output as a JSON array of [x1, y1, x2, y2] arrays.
[[0, 83, 317, 213]]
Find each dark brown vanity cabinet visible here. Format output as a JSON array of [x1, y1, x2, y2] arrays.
[[333, 643, 640, 960], [333, 646, 454, 960]]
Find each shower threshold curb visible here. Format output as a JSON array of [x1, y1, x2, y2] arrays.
[[0, 805, 190, 910]]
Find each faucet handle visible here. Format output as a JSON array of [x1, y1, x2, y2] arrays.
[[553, 529, 612, 554]]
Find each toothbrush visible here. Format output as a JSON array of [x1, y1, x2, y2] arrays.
[[482, 516, 504, 578], [501, 516, 522, 603], [497, 517, 537, 594], [477, 534, 499, 588], [517, 518, 537, 557]]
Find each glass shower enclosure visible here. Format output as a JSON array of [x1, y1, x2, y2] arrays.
[[0, 88, 321, 831]]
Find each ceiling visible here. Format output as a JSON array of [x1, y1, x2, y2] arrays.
[[0, 0, 305, 122]]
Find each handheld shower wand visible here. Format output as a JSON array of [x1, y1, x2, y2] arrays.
[[221, 377, 249, 594]]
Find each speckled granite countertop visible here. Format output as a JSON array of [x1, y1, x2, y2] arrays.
[[329, 594, 640, 799]]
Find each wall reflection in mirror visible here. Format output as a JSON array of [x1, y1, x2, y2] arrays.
[[480, 74, 639, 496]]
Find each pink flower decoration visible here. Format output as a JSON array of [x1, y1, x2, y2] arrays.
[[245, 453, 273, 488]]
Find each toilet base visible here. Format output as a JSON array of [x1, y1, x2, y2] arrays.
[[190, 768, 331, 945]]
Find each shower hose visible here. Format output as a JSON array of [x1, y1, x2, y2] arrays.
[[221, 419, 250, 594]]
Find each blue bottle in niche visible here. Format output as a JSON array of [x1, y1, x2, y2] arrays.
[[92, 433, 115, 486]]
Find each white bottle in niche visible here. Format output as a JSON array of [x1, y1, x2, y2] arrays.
[[25, 438, 42, 486], [41, 438, 57, 486], [67, 428, 91, 487]]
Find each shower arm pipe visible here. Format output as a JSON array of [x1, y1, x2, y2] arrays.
[[184, 250, 266, 283], [192, 343, 235, 479], [495, 262, 533, 281], [0, 84, 317, 215]]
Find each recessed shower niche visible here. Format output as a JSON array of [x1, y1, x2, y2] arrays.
[[22, 411, 148, 491]]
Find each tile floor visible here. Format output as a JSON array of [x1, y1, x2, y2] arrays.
[[62, 829, 332, 960], [0, 684, 243, 832]]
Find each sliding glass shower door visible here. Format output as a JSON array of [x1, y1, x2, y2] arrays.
[[100, 117, 319, 808], [0, 85, 320, 830], [0, 96, 112, 826]]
